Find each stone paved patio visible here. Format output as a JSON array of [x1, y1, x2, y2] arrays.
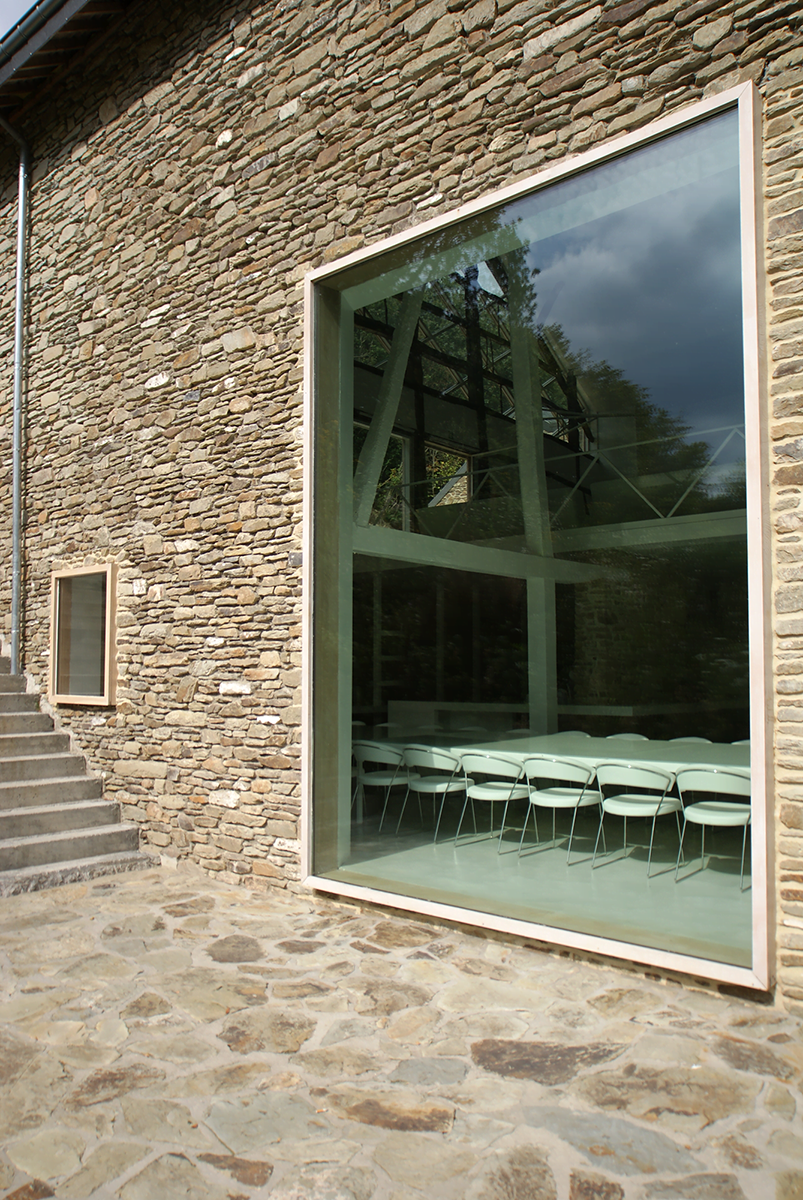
[[0, 864, 801, 1199]]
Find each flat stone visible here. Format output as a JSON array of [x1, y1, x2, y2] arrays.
[[102, 914, 166, 940], [55, 1043, 120, 1070], [162, 896, 215, 917], [351, 980, 432, 1016], [219, 1008, 316, 1054], [523, 1107, 702, 1176], [65, 1063, 166, 1108], [472, 1039, 624, 1085], [367, 921, 436, 949], [389, 1057, 468, 1086], [324, 1086, 454, 1132], [58, 1142, 148, 1199], [642, 1176, 746, 1199], [165, 1062, 267, 1098], [320, 1019, 374, 1047], [4, 1183, 54, 1200], [6, 1129, 85, 1180], [121, 992, 172, 1019], [120, 1153, 229, 1200], [0, 1056, 73, 1140], [278, 940, 325, 954], [272, 1138, 361, 1165], [205, 1092, 329, 1153], [716, 1135, 765, 1169], [293, 1046, 378, 1077], [197, 1153, 273, 1186], [61, 953, 137, 980], [385, 1006, 441, 1042], [207, 934, 263, 962], [439, 979, 540, 1013], [589, 987, 668, 1018], [267, 1164, 375, 1199], [162, 968, 266, 1019], [467, 1145, 557, 1200], [125, 1031, 216, 1063], [714, 1036, 796, 1080], [373, 1131, 477, 1188], [0, 1027, 39, 1086], [769, 1130, 803, 1161], [121, 1096, 214, 1147], [274, 981, 332, 1000], [777, 1171, 803, 1200], [569, 1172, 624, 1200], [141, 948, 193, 971], [573, 1065, 760, 1129]]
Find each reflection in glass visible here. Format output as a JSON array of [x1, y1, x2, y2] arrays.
[[314, 108, 752, 968]]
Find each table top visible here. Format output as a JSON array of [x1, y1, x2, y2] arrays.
[[453, 733, 750, 776]]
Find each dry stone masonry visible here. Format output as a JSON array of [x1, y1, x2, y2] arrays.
[[0, 0, 800, 998]]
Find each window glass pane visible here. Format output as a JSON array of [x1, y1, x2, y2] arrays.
[[314, 108, 752, 970], [56, 573, 107, 697]]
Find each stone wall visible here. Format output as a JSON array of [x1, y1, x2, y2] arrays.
[[0, 0, 800, 993]]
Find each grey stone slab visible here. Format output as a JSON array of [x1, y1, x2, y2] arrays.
[[218, 1008, 316, 1054], [373, 1131, 477, 1189], [466, 1145, 557, 1200], [205, 1092, 331, 1154], [268, 1163, 376, 1199], [206, 934, 264, 962], [523, 1106, 703, 1176], [121, 1096, 215, 1148], [120, 1153, 230, 1200], [389, 1056, 468, 1086], [642, 1175, 746, 1199], [57, 1141, 149, 1199], [572, 1064, 760, 1129]]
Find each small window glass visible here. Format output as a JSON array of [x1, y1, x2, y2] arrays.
[[50, 565, 116, 705]]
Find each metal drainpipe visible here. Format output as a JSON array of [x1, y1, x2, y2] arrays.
[[0, 116, 30, 676]]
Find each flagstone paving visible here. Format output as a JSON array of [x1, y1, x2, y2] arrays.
[[0, 864, 801, 1199]]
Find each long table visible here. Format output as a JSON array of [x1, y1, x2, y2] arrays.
[[454, 733, 750, 776]]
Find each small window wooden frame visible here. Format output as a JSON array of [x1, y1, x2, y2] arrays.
[[50, 564, 117, 706]]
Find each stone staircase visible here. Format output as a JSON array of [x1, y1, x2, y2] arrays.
[[0, 656, 158, 895]]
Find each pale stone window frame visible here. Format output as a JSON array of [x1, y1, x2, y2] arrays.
[[302, 82, 771, 992], [49, 563, 117, 706]]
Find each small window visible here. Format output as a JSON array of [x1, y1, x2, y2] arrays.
[[50, 564, 116, 705]]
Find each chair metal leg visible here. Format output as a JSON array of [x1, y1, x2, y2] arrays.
[[454, 795, 471, 844], [394, 786, 412, 835], [517, 805, 531, 856], [675, 816, 689, 881], [646, 814, 657, 877], [378, 788, 393, 832], [592, 811, 606, 868], [498, 799, 514, 852], [566, 805, 581, 863], [433, 791, 450, 842]]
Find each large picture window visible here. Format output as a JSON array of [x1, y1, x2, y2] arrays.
[[307, 87, 768, 988]]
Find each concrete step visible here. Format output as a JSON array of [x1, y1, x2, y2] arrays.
[[0, 731, 70, 758], [0, 824, 141, 872], [0, 675, 26, 693], [0, 799, 120, 840], [0, 713, 55, 735], [0, 753, 89, 783], [0, 693, 40, 714], [0, 776, 104, 809], [0, 849, 160, 896]]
